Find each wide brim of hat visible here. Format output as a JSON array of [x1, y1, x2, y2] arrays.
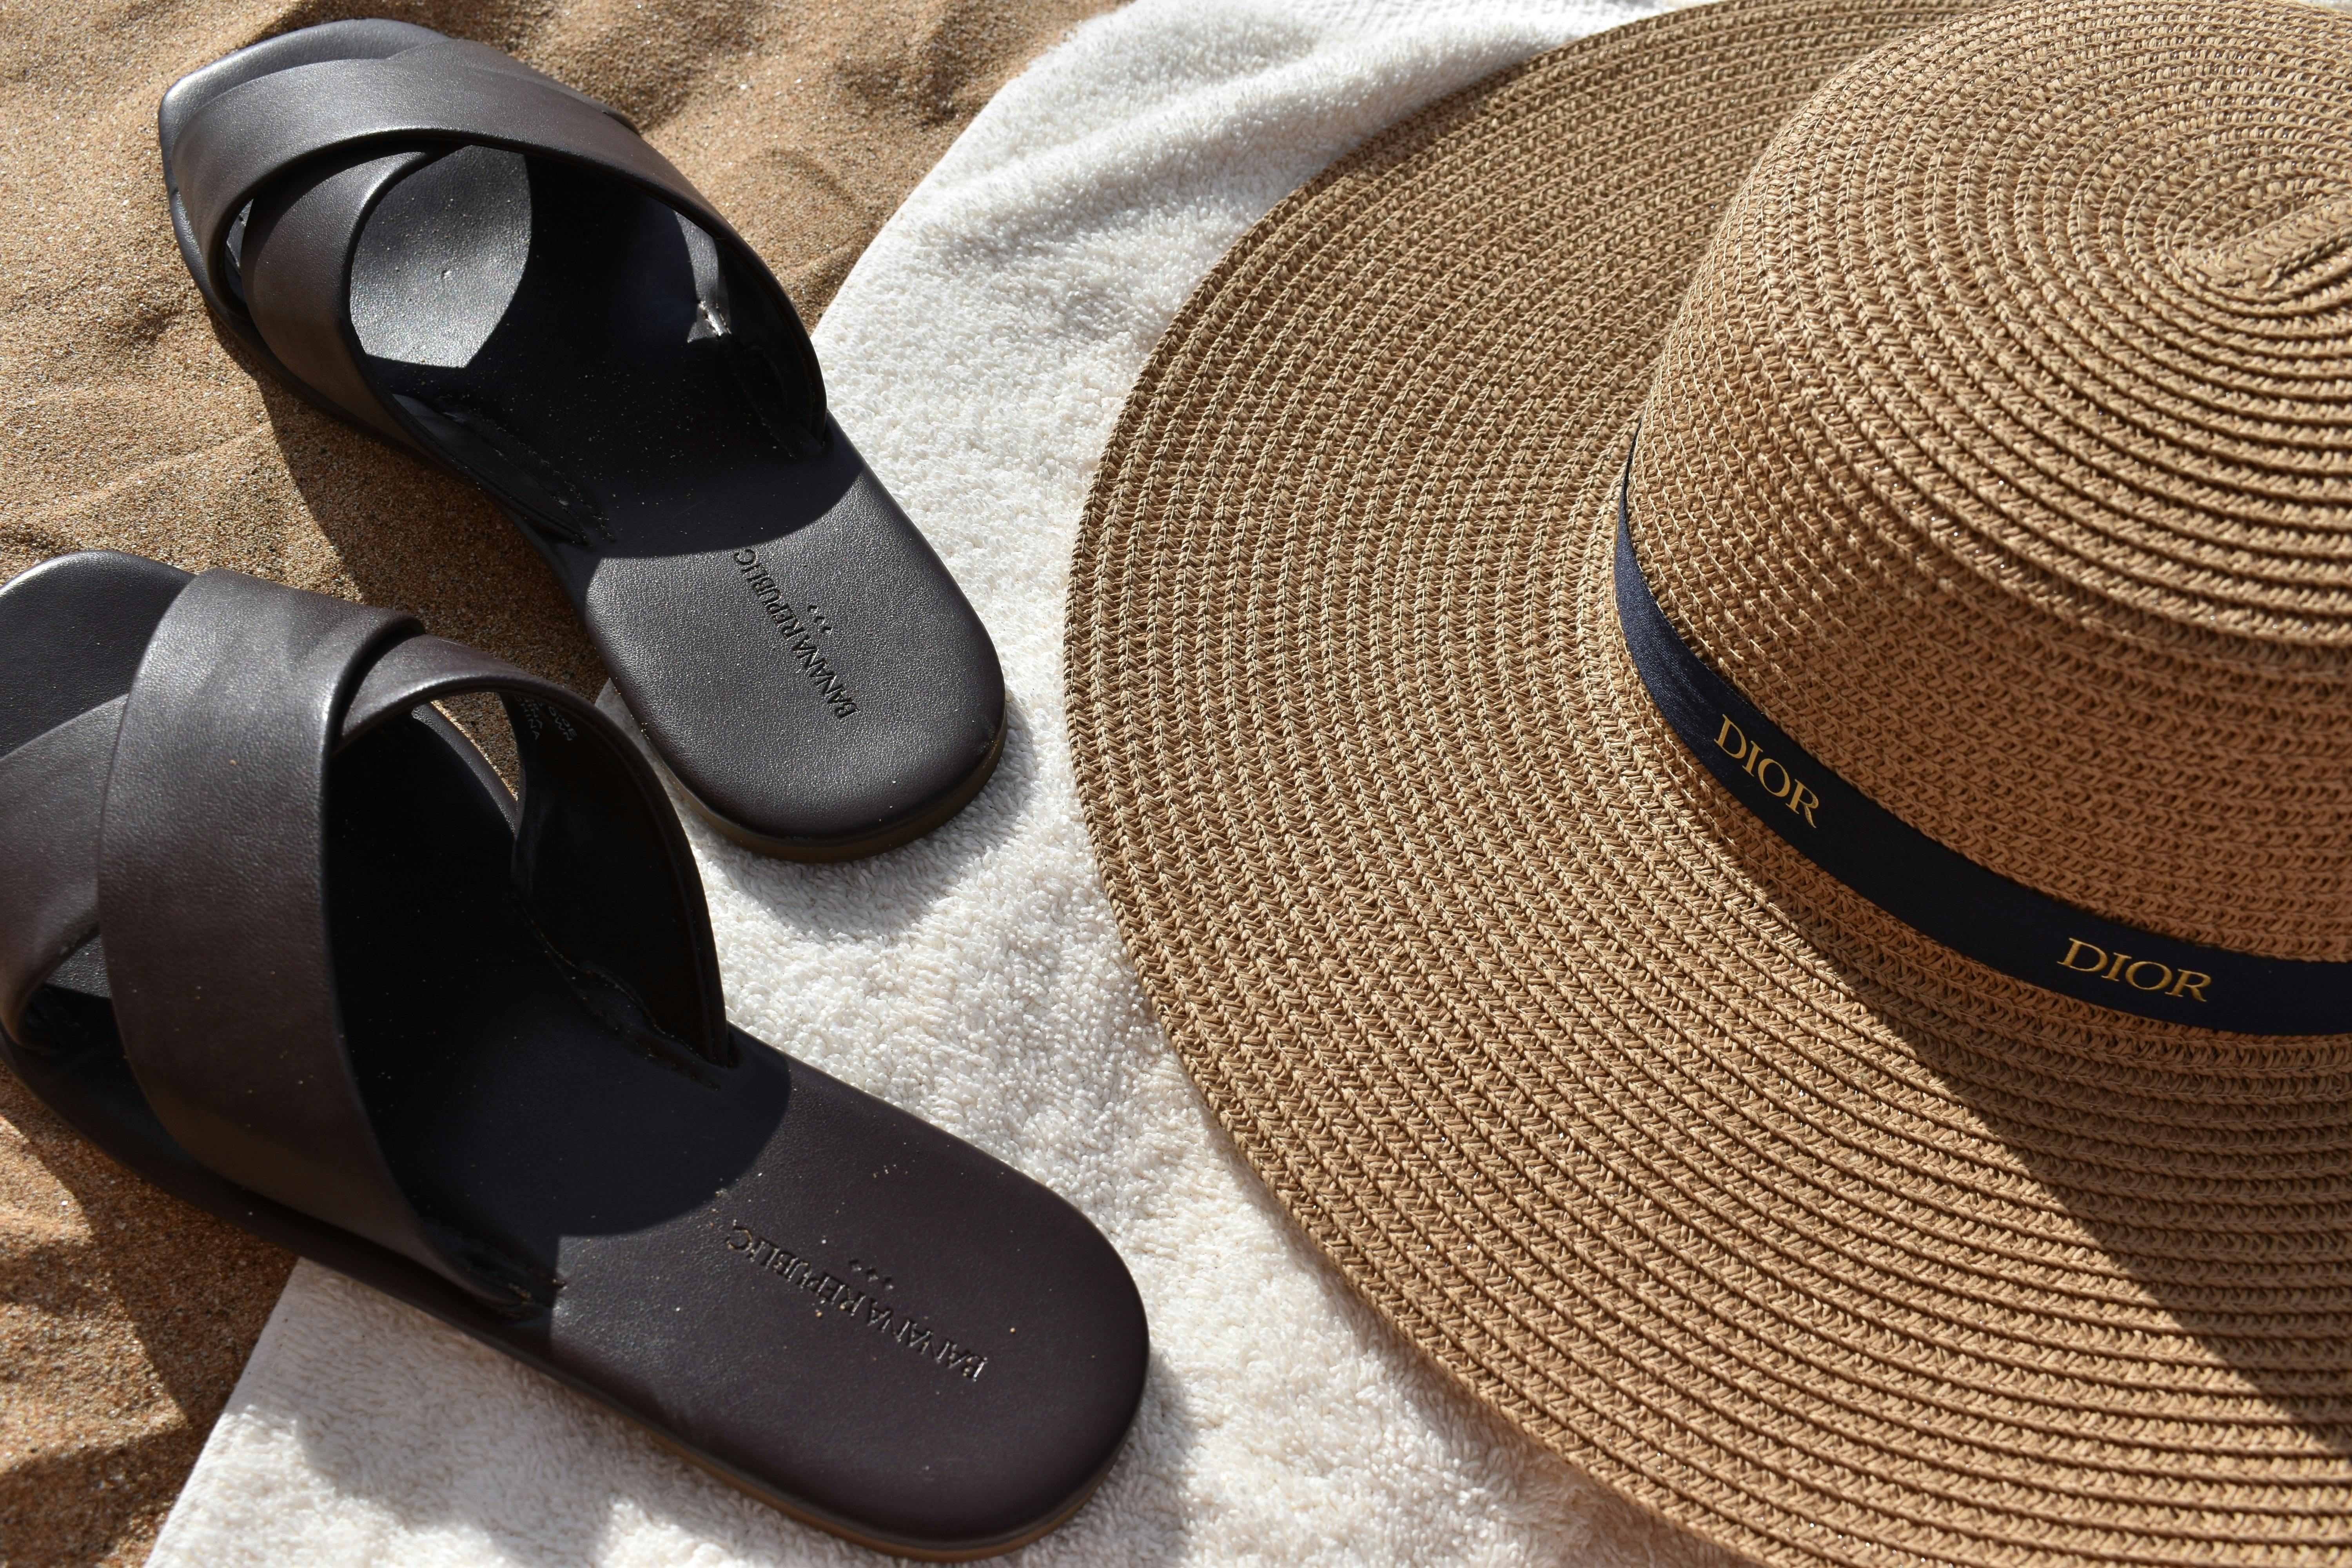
[[1065, 2, 2352, 1566]]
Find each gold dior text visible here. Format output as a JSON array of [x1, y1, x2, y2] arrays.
[[1713, 716, 1820, 827], [2057, 939, 2209, 1002]]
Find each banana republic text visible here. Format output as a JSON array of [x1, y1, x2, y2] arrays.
[[725, 1220, 988, 1381], [733, 549, 858, 719]]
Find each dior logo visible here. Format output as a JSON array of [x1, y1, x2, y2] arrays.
[[2058, 939, 2209, 1002], [724, 1221, 989, 1381], [1713, 717, 1820, 827]]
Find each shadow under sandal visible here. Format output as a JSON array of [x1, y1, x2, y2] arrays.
[[157, 19, 1006, 861], [0, 552, 1145, 1559]]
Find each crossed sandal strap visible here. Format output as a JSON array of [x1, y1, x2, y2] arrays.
[[164, 36, 823, 453], [0, 698, 125, 1043], [97, 570, 725, 1305]]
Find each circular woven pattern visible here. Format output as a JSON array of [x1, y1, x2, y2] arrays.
[[1632, 0, 2352, 958], [1065, 3, 2352, 1566]]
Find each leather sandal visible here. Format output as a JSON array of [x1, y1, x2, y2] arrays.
[[157, 19, 1006, 861], [0, 551, 1145, 1559]]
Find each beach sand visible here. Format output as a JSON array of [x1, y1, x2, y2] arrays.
[[0, 2, 1111, 1560]]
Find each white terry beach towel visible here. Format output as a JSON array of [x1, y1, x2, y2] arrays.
[[146, 3, 1731, 1563]]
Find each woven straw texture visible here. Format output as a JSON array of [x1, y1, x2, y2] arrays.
[[1064, 2, 2352, 1566]]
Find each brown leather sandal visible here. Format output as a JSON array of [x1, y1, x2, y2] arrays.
[[0, 551, 1146, 1559], [159, 20, 1006, 861]]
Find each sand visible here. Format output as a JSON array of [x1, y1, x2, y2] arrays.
[[0, 2, 1112, 1561]]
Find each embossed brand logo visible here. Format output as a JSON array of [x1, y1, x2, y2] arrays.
[[512, 697, 577, 742], [732, 549, 858, 719], [725, 1221, 989, 1381]]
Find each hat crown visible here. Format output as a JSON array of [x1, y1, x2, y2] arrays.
[[2178, 192, 2352, 295], [1632, 0, 2352, 964]]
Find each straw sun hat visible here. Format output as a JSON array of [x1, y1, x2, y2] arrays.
[[1065, 0, 2352, 1563]]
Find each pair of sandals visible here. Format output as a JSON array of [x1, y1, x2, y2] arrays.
[[1, 21, 1143, 1562]]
